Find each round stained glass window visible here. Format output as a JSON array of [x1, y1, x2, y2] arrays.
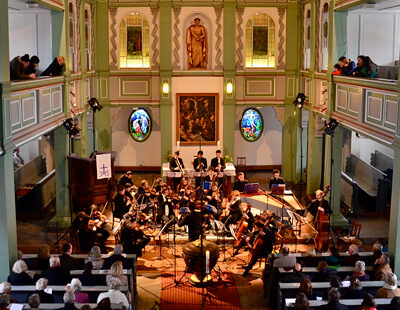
[[128, 108, 152, 142], [240, 108, 263, 142]]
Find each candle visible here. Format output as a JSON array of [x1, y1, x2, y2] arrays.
[[205, 250, 210, 274], [177, 141, 180, 149], [217, 140, 220, 148]]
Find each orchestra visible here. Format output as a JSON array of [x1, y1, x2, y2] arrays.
[[72, 156, 332, 278]]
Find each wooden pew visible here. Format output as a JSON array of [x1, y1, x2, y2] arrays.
[[285, 298, 392, 309], [7, 303, 123, 309], [278, 266, 373, 273]]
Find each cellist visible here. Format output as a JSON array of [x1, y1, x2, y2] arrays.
[[306, 189, 332, 226], [233, 203, 255, 256]]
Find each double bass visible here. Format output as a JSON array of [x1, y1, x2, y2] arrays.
[[313, 185, 331, 251]]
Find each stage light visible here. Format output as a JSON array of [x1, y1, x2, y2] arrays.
[[226, 82, 233, 95], [293, 93, 306, 108], [322, 118, 338, 136], [88, 98, 103, 112], [162, 82, 169, 95], [63, 118, 81, 137]]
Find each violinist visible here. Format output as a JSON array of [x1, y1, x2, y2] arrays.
[[78, 216, 103, 253], [157, 188, 177, 233], [242, 218, 279, 277], [136, 180, 153, 208], [223, 190, 242, 230], [154, 177, 165, 194], [179, 186, 195, 213], [89, 205, 111, 245], [269, 169, 285, 190], [169, 151, 184, 191], [118, 170, 134, 187], [206, 182, 223, 220], [233, 172, 248, 193], [210, 150, 225, 186], [306, 189, 332, 222], [114, 185, 131, 220], [124, 183, 135, 202], [204, 166, 216, 183], [119, 216, 150, 256], [177, 177, 190, 195]]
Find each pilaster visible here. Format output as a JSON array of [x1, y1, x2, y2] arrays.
[[306, 112, 323, 193]]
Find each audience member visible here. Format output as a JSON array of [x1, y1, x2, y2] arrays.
[[86, 246, 104, 270], [61, 290, 77, 310], [41, 56, 65, 77], [374, 254, 392, 281], [315, 261, 337, 282], [0, 293, 10, 310], [390, 296, 400, 310], [352, 261, 369, 281], [70, 278, 89, 304], [341, 244, 360, 266], [294, 292, 312, 310], [273, 246, 296, 269], [29, 278, 54, 303], [353, 55, 378, 78], [360, 293, 376, 310], [376, 272, 400, 298], [103, 244, 132, 270], [371, 242, 383, 266], [94, 297, 112, 310], [97, 277, 129, 310], [300, 248, 320, 267], [7, 260, 34, 285], [27, 293, 40, 310], [0, 282, 16, 303], [25, 56, 40, 76], [35, 245, 51, 270], [106, 261, 128, 286], [325, 246, 341, 266], [332, 64, 341, 75], [347, 275, 364, 299], [9, 54, 36, 80], [281, 263, 310, 283], [324, 275, 346, 300], [79, 262, 103, 286], [41, 256, 71, 285], [80, 306, 92, 310], [60, 243, 83, 271], [352, 239, 365, 252], [13, 148, 24, 170], [339, 57, 356, 76], [321, 288, 349, 310], [298, 278, 314, 301]]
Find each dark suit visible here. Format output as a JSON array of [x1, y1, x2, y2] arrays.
[[103, 254, 132, 270], [79, 271, 104, 286], [114, 193, 128, 219], [307, 199, 332, 218], [41, 267, 71, 285], [7, 272, 35, 285], [28, 290, 54, 303], [169, 157, 184, 190], [210, 157, 225, 171], [320, 301, 349, 310], [59, 254, 83, 271], [193, 157, 207, 172], [178, 211, 203, 241], [269, 177, 285, 190], [233, 179, 248, 192]]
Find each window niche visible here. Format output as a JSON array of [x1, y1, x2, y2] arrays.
[[305, 9, 311, 70], [321, 3, 329, 71], [119, 13, 150, 68], [245, 13, 276, 68], [68, 2, 76, 72]]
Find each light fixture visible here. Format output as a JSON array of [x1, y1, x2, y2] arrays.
[[88, 97, 103, 112], [162, 82, 169, 95], [293, 93, 306, 108], [226, 82, 233, 95], [63, 118, 81, 137], [322, 118, 338, 136]]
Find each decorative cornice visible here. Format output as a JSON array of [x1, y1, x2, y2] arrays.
[[277, 7, 286, 70], [214, 7, 223, 71], [151, 7, 160, 70], [236, 7, 245, 71], [109, 7, 118, 70], [172, 7, 181, 71]]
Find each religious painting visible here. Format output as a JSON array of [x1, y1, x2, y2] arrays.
[[253, 26, 268, 57], [240, 108, 264, 142], [176, 93, 218, 145], [127, 26, 142, 56], [128, 108, 152, 142]]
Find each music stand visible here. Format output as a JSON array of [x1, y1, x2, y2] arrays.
[[227, 225, 246, 264], [152, 218, 174, 266]]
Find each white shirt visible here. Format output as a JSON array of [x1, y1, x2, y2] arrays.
[[97, 289, 129, 309]]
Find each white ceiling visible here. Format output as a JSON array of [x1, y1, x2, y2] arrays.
[[8, 0, 50, 13]]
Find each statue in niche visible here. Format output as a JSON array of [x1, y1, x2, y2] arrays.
[[186, 18, 207, 69]]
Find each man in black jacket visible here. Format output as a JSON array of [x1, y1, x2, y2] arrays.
[[103, 244, 132, 269], [178, 203, 204, 241], [320, 288, 349, 310], [41, 256, 71, 285], [41, 56, 65, 77], [59, 243, 83, 271], [169, 151, 184, 191], [269, 169, 285, 190]]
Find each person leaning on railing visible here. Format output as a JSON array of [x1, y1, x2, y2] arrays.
[[40, 56, 65, 77]]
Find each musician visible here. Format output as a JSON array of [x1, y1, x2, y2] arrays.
[[158, 188, 176, 233], [242, 219, 279, 277], [269, 169, 285, 190], [118, 171, 133, 186], [206, 182, 223, 220], [223, 190, 242, 230], [233, 172, 248, 192], [306, 189, 332, 220], [179, 186, 195, 212], [136, 180, 152, 207], [194, 150, 207, 187], [119, 216, 149, 256], [72, 211, 90, 232], [233, 203, 255, 256], [177, 177, 190, 195], [124, 183, 134, 202], [178, 202, 204, 241], [78, 216, 104, 252], [210, 150, 225, 186], [154, 178, 165, 193], [169, 151, 184, 191], [114, 185, 131, 220]]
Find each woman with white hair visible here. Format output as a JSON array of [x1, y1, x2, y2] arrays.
[[7, 260, 34, 285], [70, 278, 89, 303], [352, 260, 370, 281], [106, 261, 128, 286], [29, 278, 54, 303], [62, 290, 77, 310], [376, 272, 400, 298], [0, 282, 16, 303], [85, 246, 104, 270], [97, 277, 129, 309]]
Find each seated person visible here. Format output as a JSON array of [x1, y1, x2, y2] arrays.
[[9, 54, 36, 80], [70, 278, 89, 304], [347, 275, 365, 299], [0, 282, 16, 303], [352, 260, 369, 281], [233, 172, 248, 193], [28, 278, 54, 303], [360, 294, 376, 310], [106, 261, 128, 287], [391, 297, 400, 310], [315, 261, 337, 282], [332, 63, 341, 75], [41, 256, 71, 285], [34, 245, 51, 270], [269, 169, 285, 190], [374, 254, 392, 281], [341, 244, 361, 266], [27, 293, 40, 310], [85, 246, 104, 270], [323, 275, 346, 300], [321, 288, 349, 310], [61, 290, 77, 310], [298, 278, 315, 301], [7, 260, 34, 285], [103, 244, 132, 270], [97, 277, 129, 310], [376, 272, 400, 298], [79, 261, 104, 286], [24, 56, 40, 76], [273, 246, 296, 268], [41, 56, 65, 76], [280, 263, 310, 283], [60, 242, 83, 271], [339, 56, 356, 76], [294, 292, 311, 310], [0, 293, 10, 310], [118, 170, 134, 187]]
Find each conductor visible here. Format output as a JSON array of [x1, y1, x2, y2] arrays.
[[178, 201, 204, 242]]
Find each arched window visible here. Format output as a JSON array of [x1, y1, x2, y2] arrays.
[[119, 13, 150, 68], [69, 2, 75, 72], [305, 9, 311, 69], [84, 8, 91, 71], [245, 13, 275, 68], [321, 3, 329, 71]]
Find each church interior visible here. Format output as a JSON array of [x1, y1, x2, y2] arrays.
[[1, 0, 400, 309]]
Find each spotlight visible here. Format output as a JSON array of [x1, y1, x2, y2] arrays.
[[88, 98, 103, 112], [322, 118, 338, 136], [293, 93, 306, 108], [63, 118, 81, 137]]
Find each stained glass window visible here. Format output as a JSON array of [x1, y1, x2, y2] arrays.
[[240, 108, 264, 142], [128, 108, 152, 142], [245, 13, 275, 68], [120, 13, 150, 68]]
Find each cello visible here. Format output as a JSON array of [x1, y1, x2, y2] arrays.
[[313, 185, 331, 251], [234, 203, 251, 247]]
